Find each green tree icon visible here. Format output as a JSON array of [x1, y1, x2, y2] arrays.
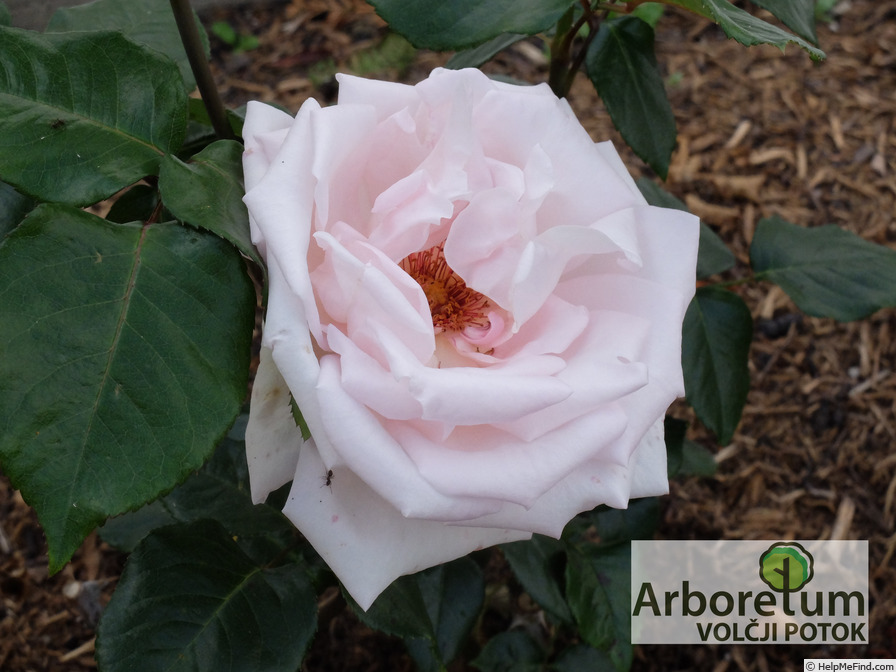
[[759, 542, 814, 592]]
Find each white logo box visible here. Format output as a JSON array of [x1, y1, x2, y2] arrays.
[[631, 540, 868, 644]]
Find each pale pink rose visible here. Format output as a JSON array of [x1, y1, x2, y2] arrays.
[[242, 68, 698, 610]]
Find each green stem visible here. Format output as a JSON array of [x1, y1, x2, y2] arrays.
[[169, 0, 234, 141], [549, 1, 601, 98], [548, 6, 576, 97], [564, 10, 602, 94]]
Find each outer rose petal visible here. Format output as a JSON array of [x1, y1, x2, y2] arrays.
[[245, 347, 303, 504], [626, 418, 670, 499], [275, 414, 665, 611], [242, 101, 294, 192], [282, 438, 531, 611]]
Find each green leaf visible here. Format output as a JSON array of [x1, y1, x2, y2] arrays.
[[550, 644, 614, 672], [586, 17, 676, 178], [564, 544, 632, 672], [0, 2, 10, 26], [631, 3, 665, 27], [445, 33, 527, 69], [422, 558, 484, 663], [0, 204, 255, 570], [100, 420, 299, 564], [583, 497, 660, 545], [614, 2, 665, 27], [0, 180, 35, 239], [664, 415, 686, 477], [635, 177, 679, 209], [0, 27, 187, 205], [682, 286, 752, 444], [349, 573, 433, 640], [46, 0, 210, 92], [565, 551, 611, 649], [662, 0, 824, 59], [235, 34, 260, 53], [695, 222, 737, 279], [665, 417, 717, 478], [471, 630, 546, 672], [405, 558, 485, 671], [95, 519, 316, 672], [751, 215, 896, 321], [352, 556, 484, 663], [159, 140, 261, 268], [367, 0, 576, 50], [679, 439, 718, 477], [635, 177, 735, 278], [502, 535, 573, 626], [210, 20, 238, 46], [404, 640, 444, 672], [749, 0, 817, 44]]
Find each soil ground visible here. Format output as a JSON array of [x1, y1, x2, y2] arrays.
[[1, 1, 895, 670]]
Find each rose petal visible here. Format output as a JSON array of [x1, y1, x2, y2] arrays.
[[243, 100, 324, 344], [417, 68, 498, 118], [311, 231, 434, 362], [394, 401, 629, 509], [396, 356, 572, 425], [457, 418, 669, 537], [472, 88, 645, 234], [558, 274, 688, 396], [509, 214, 643, 327], [327, 327, 423, 421], [367, 170, 455, 258], [444, 187, 536, 310], [626, 205, 699, 291], [494, 318, 652, 441], [241, 101, 294, 197], [493, 295, 587, 359], [625, 417, 669, 499], [281, 440, 531, 611], [336, 72, 421, 120], [262, 264, 334, 467], [472, 85, 572, 169], [594, 140, 647, 203], [245, 347, 304, 504], [315, 355, 506, 520]]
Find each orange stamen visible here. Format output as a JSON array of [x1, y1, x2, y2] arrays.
[[400, 243, 490, 332]]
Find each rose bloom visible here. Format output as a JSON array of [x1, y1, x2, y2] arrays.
[[242, 68, 698, 610]]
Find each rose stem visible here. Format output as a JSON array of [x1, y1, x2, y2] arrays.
[[169, 0, 235, 141], [563, 7, 602, 95], [549, 0, 599, 98], [549, 6, 576, 97]]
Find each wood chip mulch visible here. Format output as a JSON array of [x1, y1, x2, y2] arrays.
[[1, 1, 894, 670]]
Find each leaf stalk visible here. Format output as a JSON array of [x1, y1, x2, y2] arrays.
[[169, 0, 234, 140], [548, 0, 604, 98]]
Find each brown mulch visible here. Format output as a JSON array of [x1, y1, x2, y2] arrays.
[[1, 1, 894, 670]]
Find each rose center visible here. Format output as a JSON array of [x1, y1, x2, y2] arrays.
[[400, 243, 490, 332]]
